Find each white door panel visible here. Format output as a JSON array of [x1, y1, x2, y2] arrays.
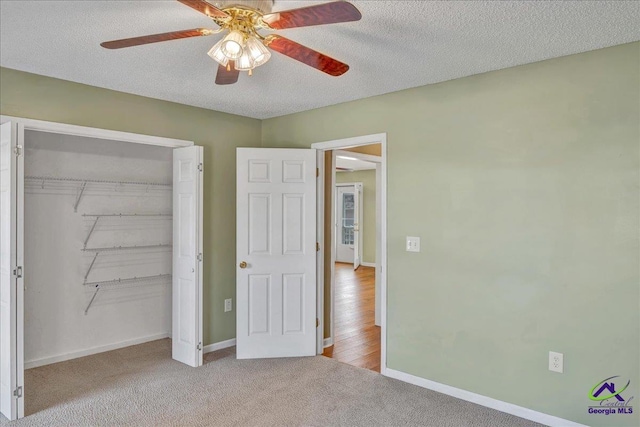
[[353, 182, 362, 270], [0, 121, 23, 420], [237, 148, 316, 359], [172, 146, 203, 367]]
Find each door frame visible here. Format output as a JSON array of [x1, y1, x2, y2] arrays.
[[0, 115, 197, 418], [311, 133, 387, 375], [334, 182, 363, 266]]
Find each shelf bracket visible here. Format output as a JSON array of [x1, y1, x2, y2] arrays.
[[83, 252, 99, 284], [84, 285, 100, 315], [83, 216, 100, 249], [74, 181, 87, 212]]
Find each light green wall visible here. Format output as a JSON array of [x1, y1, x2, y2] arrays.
[[0, 67, 262, 346], [262, 42, 640, 427], [336, 170, 376, 264]]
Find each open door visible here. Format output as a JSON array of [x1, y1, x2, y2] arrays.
[[353, 182, 362, 270], [0, 121, 24, 420], [172, 146, 203, 367], [236, 148, 317, 359], [335, 183, 362, 269]]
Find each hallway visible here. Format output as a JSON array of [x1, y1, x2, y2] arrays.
[[322, 263, 381, 372]]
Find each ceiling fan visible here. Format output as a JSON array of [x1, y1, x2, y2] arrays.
[[101, 0, 362, 85]]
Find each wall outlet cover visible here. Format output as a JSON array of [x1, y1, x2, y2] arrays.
[[549, 351, 563, 373], [224, 298, 232, 312]]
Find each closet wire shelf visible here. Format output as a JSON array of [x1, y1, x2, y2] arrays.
[[82, 245, 171, 284], [82, 244, 172, 252], [82, 214, 172, 249], [25, 176, 172, 212], [84, 274, 172, 315]]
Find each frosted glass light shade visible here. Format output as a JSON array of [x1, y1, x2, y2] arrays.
[[221, 30, 244, 60], [234, 49, 255, 71], [207, 39, 229, 66], [245, 37, 271, 67]]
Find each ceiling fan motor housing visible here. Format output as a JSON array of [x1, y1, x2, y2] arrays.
[[211, 0, 274, 14]]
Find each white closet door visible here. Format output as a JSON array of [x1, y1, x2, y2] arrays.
[[0, 121, 23, 420], [236, 148, 317, 359], [172, 146, 203, 367]]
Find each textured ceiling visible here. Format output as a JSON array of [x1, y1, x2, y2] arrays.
[[1, 1, 639, 119]]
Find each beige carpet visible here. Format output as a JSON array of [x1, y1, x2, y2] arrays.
[[1, 339, 544, 427]]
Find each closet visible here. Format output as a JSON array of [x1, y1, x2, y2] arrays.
[[0, 117, 204, 421], [24, 131, 173, 367]]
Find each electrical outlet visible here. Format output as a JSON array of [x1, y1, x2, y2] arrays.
[[549, 351, 563, 373], [406, 236, 421, 252], [224, 298, 232, 312]]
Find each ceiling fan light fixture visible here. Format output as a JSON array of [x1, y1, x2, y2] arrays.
[[234, 49, 255, 71], [245, 36, 271, 67], [207, 39, 229, 66], [220, 30, 245, 60]]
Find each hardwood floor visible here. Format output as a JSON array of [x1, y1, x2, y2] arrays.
[[322, 263, 381, 372]]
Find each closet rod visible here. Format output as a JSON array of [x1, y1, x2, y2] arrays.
[[82, 213, 172, 217], [25, 175, 172, 187], [82, 244, 171, 252]]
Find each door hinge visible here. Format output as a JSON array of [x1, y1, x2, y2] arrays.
[[197, 253, 203, 262], [198, 163, 203, 172], [13, 145, 22, 157], [316, 242, 320, 252], [13, 386, 22, 398], [316, 167, 319, 177], [197, 342, 202, 351], [13, 266, 22, 278], [316, 318, 319, 328]]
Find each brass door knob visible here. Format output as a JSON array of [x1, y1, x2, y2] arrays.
[[239, 261, 248, 269]]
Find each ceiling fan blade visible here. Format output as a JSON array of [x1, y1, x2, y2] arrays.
[[262, 1, 361, 30], [215, 61, 240, 85], [101, 28, 214, 49], [177, 0, 230, 19], [266, 35, 349, 77]]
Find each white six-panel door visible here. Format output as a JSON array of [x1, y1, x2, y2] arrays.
[[0, 122, 23, 420], [236, 148, 316, 359], [172, 146, 203, 367]]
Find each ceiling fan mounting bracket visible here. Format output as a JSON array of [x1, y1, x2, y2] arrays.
[[211, 0, 274, 14], [210, 5, 271, 39]]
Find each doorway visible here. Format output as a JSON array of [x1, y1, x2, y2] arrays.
[[311, 134, 387, 374]]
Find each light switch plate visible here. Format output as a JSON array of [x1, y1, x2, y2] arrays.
[[406, 236, 421, 252], [224, 298, 232, 312]]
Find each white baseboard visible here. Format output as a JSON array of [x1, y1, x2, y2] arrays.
[[323, 337, 334, 348], [25, 332, 170, 369], [384, 368, 587, 427], [360, 262, 376, 268], [203, 338, 236, 354]]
